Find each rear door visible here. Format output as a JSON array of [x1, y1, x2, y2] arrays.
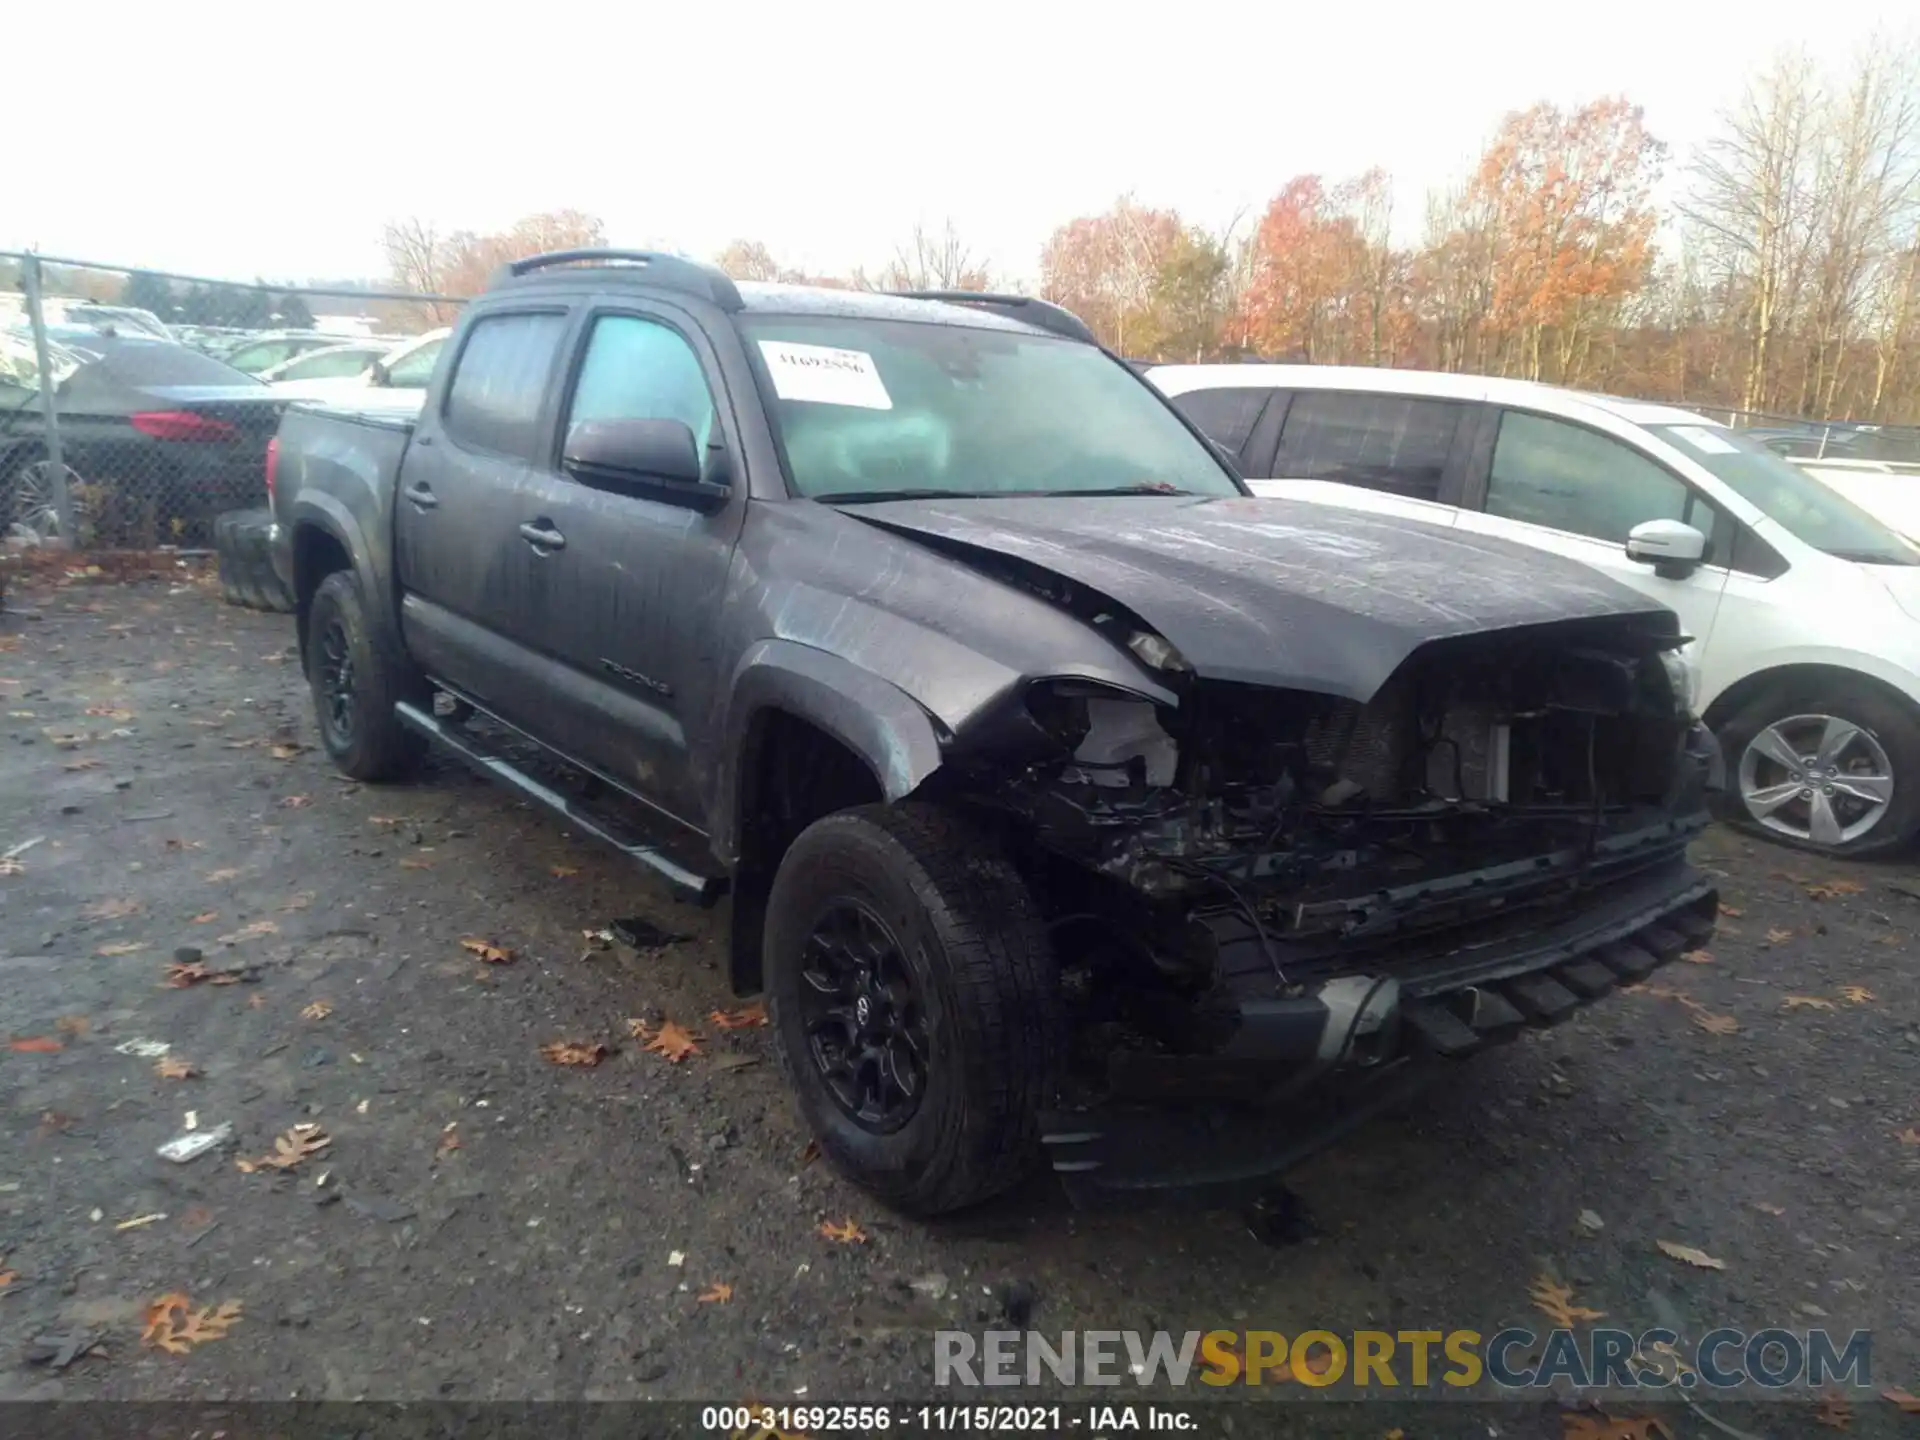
[[392, 307, 572, 718], [1451, 408, 1732, 649], [1239, 388, 1479, 529], [506, 303, 745, 827]]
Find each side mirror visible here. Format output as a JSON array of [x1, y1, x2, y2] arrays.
[[1625, 518, 1706, 580], [562, 418, 729, 511], [367, 359, 391, 388]]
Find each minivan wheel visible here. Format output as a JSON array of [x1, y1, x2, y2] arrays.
[[764, 803, 1062, 1217], [1717, 683, 1920, 858], [304, 570, 426, 782]]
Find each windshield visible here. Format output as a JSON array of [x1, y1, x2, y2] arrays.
[[739, 315, 1242, 501], [1652, 423, 1920, 565]]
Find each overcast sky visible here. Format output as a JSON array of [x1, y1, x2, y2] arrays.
[[7, 0, 1912, 288]]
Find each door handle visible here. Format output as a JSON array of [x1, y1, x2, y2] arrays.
[[518, 521, 566, 553], [403, 482, 438, 510]]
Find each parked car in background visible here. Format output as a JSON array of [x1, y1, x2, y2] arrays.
[[263, 328, 449, 404], [1152, 363, 1920, 858], [1, 326, 284, 542], [221, 331, 355, 377], [266, 250, 1719, 1216]]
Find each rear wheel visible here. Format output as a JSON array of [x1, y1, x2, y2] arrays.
[[1, 450, 75, 542], [305, 569, 426, 781], [1717, 680, 1920, 857], [214, 509, 294, 612], [764, 803, 1062, 1217]]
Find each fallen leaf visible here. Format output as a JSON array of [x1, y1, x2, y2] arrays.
[[141, 1293, 242, 1353], [460, 937, 514, 965], [268, 744, 303, 761], [37, 1110, 77, 1136], [541, 1040, 610, 1068], [216, 919, 277, 944], [800, 1140, 821, 1168], [1562, 1416, 1674, 1440], [633, 1019, 702, 1063], [710, 1002, 768, 1029], [1840, 985, 1875, 1004], [247, 994, 267, 1010], [817, 1218, 868, 1245], [203, 868, 240, 883], [0, 856, 23, 875], [1875, 932, 1901, 945], [115, 1213, 167, 1231], [1806, 879, 1864, 900], [399, 857, 434, 870], [1897, 1127, 1920, 1146], [1656, 1239, 1727, 1270], [8, 1036, 62, 1053], [0, 1270, 14, 1288], [436, 1124, 462, 1158], [1529, 1274, 1605, 1325], [1692, 1010, 1741, 1035], [1815, 1391, 1853, 1430], [278, 795, 311, 809], [1754, 1201, 1786, 1216], [1766, 927, 1793, 943], [300, 1001, 333, 1021], [95, 941, 144, 957], [1720, 905, 1744, 917], [1783, 995, 1837, 1011], [697, 1282, 733, 1304], [154, 1057, 199, 1080], [1883, 1388, 1920, 1413], [61, 758, 103, 771], [246, 1124, 331, 1172], [1679, 949, 1713, 964], [368, 815, 404, 828], [83, 706, 134, 720], [550, 865, 579, 878], [82, 897, 142, 920], [190, 911, 218, 924], [54, 1015, 90, 1038]]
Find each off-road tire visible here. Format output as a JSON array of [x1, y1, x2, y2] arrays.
[[305, 569, 426, 782], [764, 803, 1063, 1217], [1715, 679, 1920, 859], [215, 509, 294, 613]]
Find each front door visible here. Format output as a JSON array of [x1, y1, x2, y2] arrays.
[[1450, 407, 1732, 651], [511, 307, 744, 828]]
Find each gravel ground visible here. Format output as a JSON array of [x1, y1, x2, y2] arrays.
[[2, 576, 1917, 1430]]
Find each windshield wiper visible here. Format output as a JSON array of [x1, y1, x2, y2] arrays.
[[1031, 482, 1203, 497], [810, 488, 986, 505]]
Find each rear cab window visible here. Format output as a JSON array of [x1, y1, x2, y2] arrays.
[[1271, 391, 1465, 501], [441, 313, 569, 462]]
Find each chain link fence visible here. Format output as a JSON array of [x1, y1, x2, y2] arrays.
[[2, 251, 464, 552]]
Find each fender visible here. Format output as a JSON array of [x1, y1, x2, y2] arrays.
[[1700, 643, 1920, 721], [285, 490, 388, 653], [711, 637, 950, 865]]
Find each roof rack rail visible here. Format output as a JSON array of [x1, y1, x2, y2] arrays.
[[888, 290, 1098, 346], [490, 249, 743, 311]]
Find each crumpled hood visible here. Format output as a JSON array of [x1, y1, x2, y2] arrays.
[[851, 494, 1677, 700]]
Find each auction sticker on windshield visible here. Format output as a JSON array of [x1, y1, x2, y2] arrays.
[[758, 341, 893, 410]]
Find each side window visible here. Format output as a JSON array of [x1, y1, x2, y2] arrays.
[[563, 315, 716, 456], [280, 348, 375, 381], [1167, 387, 1271, 459], [1272, 392, 1463, 501], [442, 313, 568, 462], [384, 337, 444, 388], [1487, 411, 1720, 551]]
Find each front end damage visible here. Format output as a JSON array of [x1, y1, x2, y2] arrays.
[[952, 615, 1723, 1207]]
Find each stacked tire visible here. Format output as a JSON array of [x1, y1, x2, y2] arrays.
[[215, 508, 294, 613]]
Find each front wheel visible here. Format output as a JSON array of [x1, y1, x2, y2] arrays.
[[764, 804, 1062, 1217], [305, 570, 426, 782], [1717, 681, 1920, 857]]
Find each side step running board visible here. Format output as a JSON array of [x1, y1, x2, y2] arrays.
[[394, 701, 727, 906]]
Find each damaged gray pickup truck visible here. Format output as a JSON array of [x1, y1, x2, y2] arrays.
[[268, 249, 1722, 1217]]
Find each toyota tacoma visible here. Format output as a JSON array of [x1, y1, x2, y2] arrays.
[[267, 249, 1722, 1215]]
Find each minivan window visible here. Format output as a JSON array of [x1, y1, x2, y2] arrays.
[[1652, 424, 1919, 566], [1488, 410, 1719, 549], [1271, 392, 1463, 501], [442, 313, 567, 462], [1168, 387, 1270, 457], [740, 316, 1241, 501]]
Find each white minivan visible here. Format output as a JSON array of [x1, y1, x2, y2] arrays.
[[1150, 363, 1920, 857]]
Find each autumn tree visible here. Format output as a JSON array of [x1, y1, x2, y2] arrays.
[[1237, 170, 1410, 365], [1041, 198, 1223, 356], [715, 239, 787, 281], [380, 210, 607, 328], [873, 221, 991, 291]]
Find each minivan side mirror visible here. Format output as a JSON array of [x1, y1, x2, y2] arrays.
[[367, 359, 391, 388], [1625, 518, 1706, 580], [562, 418, 729, 511]]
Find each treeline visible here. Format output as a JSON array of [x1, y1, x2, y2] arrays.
[[376, 40, 1920, 423]]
